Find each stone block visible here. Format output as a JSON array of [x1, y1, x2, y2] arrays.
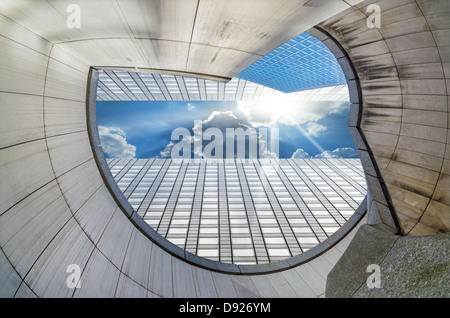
[[417, 0, 450, 15], [348, 103, 360, 127], [14, 283, 38, 298], [401, 79, 447, 95], [326, 225, 400, 297], [348, 127, 368, 151], [361, 119, 401, 135], [387, 160, 440, 185], [363, 130, 398, 148], [294, 263, 327, 296], [350, 40, 390, 60], [379, 16, 429, 39]]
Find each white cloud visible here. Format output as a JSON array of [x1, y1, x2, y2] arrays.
[[98, 126, 136, 158], [314, 147, 359, 159], [291, 148, 311, 159], [238, 100, 348, 127], [291, 147, 359, 159], [160, 111, 278, 159], [306, 123, 326, 137], [187, 103, 196, 111]]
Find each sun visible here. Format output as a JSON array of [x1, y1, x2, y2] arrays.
[[237, 96, 302, 127]]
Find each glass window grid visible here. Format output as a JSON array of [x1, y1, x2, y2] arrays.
[[108, 158, 366, 264]]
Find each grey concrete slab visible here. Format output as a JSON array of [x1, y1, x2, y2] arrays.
[[73, 248, 121, 298], [0, 36, 48, 96], [265, 272, 297, 298], [1, 0, 449, 298], [191, 266, 219, 298], [230, 275, 261, 298], [44, 97, 86, 137], [96, 209, 134, 269], [148, 245, 173, 298], [210, 272, 239, 298], [280, 268, 317, 298], [121, 229, 153, 290], [14, 283, 37, 298], [46, 132, 93, 178], [57, 159, 104, 213], [0, 140, 55, 215], [249, 275, 280, 298], [72, 186, 117, 245], [293, 263, 327, 296], [0, 248, 22, 298], [115, 273, 148, 298], [1, 194, 72, 278]]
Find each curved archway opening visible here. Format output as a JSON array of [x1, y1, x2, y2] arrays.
[[87, 27, 385, 273]]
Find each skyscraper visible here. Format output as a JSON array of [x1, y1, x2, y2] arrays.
[[108, 158, 366, 264]]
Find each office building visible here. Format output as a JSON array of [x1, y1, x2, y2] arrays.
[[108, 158, 366, 264]]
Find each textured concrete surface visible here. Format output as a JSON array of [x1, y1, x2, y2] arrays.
[[326, 225, 400, 297], [0, 0, 366, 298], [319, 0, 450, 236], [354, 231, 450, 297]]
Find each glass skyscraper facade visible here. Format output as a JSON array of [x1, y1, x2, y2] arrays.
[[96, 70, 349, 103], [107, 158, 366, 264], [237, 32, 347, 93]]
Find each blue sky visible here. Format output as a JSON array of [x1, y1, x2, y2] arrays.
[[96, 31, 357, 160], [237, 32, 346, 93], [96, 99, 359, 160]]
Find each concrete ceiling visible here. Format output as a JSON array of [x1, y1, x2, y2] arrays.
[[0, 0, 361, 78]]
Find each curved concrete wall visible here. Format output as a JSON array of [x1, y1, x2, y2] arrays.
[[0, 0, 448, 298], [319, 0, 450, 236]]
